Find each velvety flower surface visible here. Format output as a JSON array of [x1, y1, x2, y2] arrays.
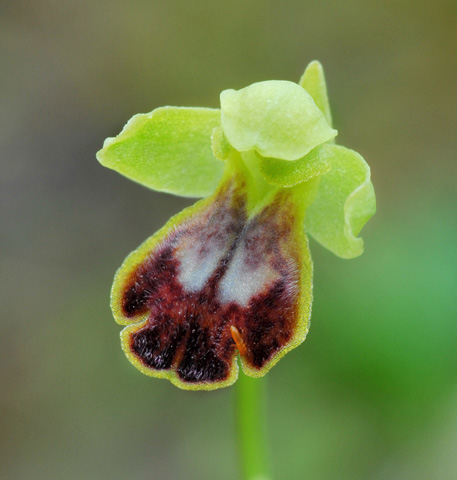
[[97, 61, 375, 390]]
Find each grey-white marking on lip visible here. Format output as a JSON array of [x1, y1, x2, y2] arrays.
[[218, 244, 279, 307], [174, 181, 243, 294]]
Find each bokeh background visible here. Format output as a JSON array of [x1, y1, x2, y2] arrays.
[[2, 1, 456, 479]]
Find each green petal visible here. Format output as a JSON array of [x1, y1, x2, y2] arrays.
[[305, 145, 376, 259], [259, 144, 333, 188], [211, 126, 232, 161], [97, 107, 223, 198], [220, 80, 337, 161], [299, 60, 333, 127]]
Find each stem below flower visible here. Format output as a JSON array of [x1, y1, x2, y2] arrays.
[[235, 371, 272, 480]]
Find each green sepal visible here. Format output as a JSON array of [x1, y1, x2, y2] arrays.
[[299, 60, 333, 128], [259, 144, 333, 188], [96, 107, 223, 198], [220, 80, 337, 161], [305, 145, 376, 259]]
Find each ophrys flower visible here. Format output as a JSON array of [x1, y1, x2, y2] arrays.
[[97, 61, 376, 390]]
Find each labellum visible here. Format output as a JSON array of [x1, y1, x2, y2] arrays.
[[111, 152, 315, 389]]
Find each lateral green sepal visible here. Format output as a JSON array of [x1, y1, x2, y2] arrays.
[[96, 107, 223, 198], [305, 145, 376, 258], [299, 60, 333, 127]]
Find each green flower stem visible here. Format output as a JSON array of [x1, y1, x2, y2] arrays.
[[235, 372, 272, 480]]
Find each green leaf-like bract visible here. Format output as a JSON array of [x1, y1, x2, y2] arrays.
[[97, 107, 223, 198]]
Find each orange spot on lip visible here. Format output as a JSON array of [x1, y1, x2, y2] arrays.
[[230, 326, 247, 356]]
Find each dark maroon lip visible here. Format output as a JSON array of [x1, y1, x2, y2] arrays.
[[119, 179, 305, 385]]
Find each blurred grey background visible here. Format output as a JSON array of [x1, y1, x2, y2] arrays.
[[1, 1, 456, 479]]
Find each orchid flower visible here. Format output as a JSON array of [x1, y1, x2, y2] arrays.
[[97, 61, 376, 391]]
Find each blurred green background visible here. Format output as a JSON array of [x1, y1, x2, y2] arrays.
[[1, 1, 456, 479]]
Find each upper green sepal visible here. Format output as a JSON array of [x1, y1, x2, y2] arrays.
[[96, 107, 223, 198], [220, 80, 337, 161], [305, 145, 376, 258]]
